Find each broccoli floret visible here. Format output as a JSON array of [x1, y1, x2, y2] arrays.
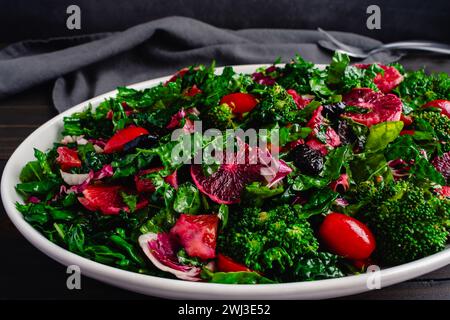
[[250, 84, 299, 125], [356, 180, 450, 265], [202, 103, 234, 130], [218, 204, 323, 280], [414, 110, 450, 143]]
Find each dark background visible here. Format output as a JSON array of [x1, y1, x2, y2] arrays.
[[1, 0, 450, 300], [0, 0, 449, 43]]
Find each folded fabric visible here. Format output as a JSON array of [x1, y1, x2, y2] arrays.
[[0, 16, 396, 112]]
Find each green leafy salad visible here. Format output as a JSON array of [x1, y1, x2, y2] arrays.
[[15, 52, 450, 284]]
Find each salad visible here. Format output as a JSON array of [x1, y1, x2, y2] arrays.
[[15, 52, 450, 284]]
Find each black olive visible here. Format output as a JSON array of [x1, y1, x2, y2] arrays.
[[123, 134, 158, 152], [322, 102, 346, 121], [291, 144, 324, 175], [175, 164, 192, 185], [335, 120, 365, 153], [336, 120, 352, 145]]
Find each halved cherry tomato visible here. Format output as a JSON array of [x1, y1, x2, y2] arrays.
[[56, 147, 81, 171], [220, 93, 258, 114], [319, 212, 376, 260], [104, 126, 149, 154], [217, 253, 251, 272], [422, 99, 450, 118]]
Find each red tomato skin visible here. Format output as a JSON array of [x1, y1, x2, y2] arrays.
[[220, 93, 258, 114], [103, 126, 149, 154], [400, 114, 413, 126], [184, 85, 202, 97], [422, 99, 450, 118], [352, 258, 373, 270], [170, 214, 219, 260], [319, 213, 376, 260], [437, 186, 450, 198], [286, 89, 308, 109], [134, 167, 163, 193], [217, 254, 251, 272], [165, 67, 189, 85], [400, 130, 416, 136], [56, 147, 82, 171]]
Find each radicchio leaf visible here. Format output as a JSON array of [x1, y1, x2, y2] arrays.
[[138, 232, 202, 281]]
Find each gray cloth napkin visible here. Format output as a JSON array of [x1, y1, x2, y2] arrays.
[[0, 16, 396, 113]]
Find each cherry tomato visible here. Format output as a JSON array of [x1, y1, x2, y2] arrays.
[[422, 99, 450, 118], [104, 126, 149, 154], [319, 213, 376, 260], [352, 258, 373, 270], [220, 93, 258, 114], [216, 254, 251, 272], [56, 147, 81, 171]]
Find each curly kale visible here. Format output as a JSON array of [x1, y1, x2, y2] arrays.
[[393, 70, 450, 113], [291, 252, 345, 281], [201, 103, 234, 130], [276, 52, 379, 100], [276, 55, 318, 95], [218, 204, 344, 281], [355, 180, 450, 265]]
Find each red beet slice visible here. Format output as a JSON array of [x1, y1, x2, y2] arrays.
[[342, 88, 403, 127]]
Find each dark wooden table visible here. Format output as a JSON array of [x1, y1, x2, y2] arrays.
[[1, 56, 450, 300]]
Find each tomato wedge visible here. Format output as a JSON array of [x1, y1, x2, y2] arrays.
[[104, 126, 149, 154], [217, 254, 251, 272], [56, 147, 82, 171], [220, 93, 258, 114], [319, 212, 375, 260], [170, 214, 219, 260]]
